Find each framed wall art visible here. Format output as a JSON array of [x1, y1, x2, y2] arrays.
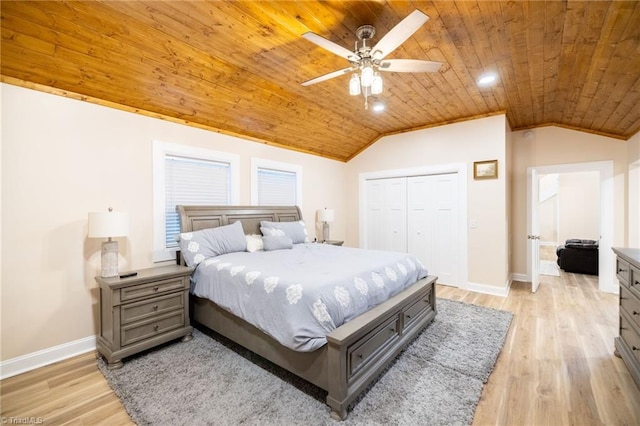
[[473, 160, 498, 179]]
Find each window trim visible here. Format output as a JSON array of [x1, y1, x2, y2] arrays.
[[153, 140, 240, 262], [250, 158, 302, 207]]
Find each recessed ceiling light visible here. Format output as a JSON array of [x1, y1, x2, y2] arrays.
[[372, 102, 385, 112], [477, 73, 497, 86]]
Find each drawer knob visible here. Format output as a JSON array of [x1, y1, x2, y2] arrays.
[[357, 353, 363, 359], [619, 268, 627, 273], [153, 286, 159, 292], [390, 328, 396, 333], [153, 324, 159, 331], [407, 314, 412, 319], [633, 311, 639, 316], [153, 305, 159, 311], [633, 346, 639, 352]]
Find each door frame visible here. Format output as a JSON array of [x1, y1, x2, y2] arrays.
[[526, 161, 615, 293], [359, 163, 468, 288]]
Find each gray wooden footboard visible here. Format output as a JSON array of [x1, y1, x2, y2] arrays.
[[325, 276, 436, 419]]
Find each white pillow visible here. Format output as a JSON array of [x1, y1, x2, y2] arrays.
[[245, 234, 264, 252]]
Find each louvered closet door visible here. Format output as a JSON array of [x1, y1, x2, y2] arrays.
[[408, 174, 458, 286], [365, 177, 407, 252]]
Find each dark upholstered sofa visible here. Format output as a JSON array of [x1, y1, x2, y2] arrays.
[[556, 239, 599, 275]]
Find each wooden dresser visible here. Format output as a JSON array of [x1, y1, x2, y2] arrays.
[[612, 247, 640, 388], [96, 264, 194, 369]]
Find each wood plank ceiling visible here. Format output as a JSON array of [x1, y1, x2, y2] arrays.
[[2, 1, 639, 162]]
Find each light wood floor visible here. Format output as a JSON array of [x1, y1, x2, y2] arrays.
[[2, 273, 639, 425]]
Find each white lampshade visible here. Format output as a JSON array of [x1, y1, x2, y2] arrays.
[[349, 74, 361, 96], [371, 73, 383, 95], [361, 65, 374, 87], [88, 211, 130, 238], [318, 208, 334, 223]]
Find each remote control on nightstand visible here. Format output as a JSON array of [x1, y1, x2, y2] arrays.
[[119, 272, 138, 279]]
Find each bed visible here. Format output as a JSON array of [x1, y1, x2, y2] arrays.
[[177, 205, 437, 419]]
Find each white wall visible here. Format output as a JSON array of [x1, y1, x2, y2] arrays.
[[0, 83, 348, 362], [557, 172, 600, 243], [538, 195, 558, 243], [346, 115, 509, 292]]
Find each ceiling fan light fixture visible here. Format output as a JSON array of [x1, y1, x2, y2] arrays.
[[300, 10, 442, 111], [349, 74, 361, 96], [371, 73, 383, 95], [361, 65, 374, 87]]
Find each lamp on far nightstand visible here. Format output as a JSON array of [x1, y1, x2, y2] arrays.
[[318, 208, 334, 243], [88, 207, 130, 278]]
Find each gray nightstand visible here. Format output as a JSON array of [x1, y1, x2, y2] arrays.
[[96, 264, 194, 369], [323, 240, 344, 246]]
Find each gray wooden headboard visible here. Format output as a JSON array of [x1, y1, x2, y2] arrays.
[[176, 205, 303, 235], [175, 205, 303, 265]]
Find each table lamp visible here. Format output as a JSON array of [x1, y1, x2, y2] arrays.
[[317, 208, 334, 242], [88, 207, 130, 278]]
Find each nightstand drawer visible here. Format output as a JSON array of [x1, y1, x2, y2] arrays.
[[121, 310, 185, 346], [120, 277, 185, 302], [121, 292, 184, 325]]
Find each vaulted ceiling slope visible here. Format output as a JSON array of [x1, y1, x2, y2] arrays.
[[2, 1, 639, 162]]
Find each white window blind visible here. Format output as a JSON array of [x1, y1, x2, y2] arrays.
[[256, 167, 297, 205], [164, 155, 231, 247]]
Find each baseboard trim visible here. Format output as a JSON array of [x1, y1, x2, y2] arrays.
[[511, 273, 529, 283], [462, 281, 510, 297], [0, 335, 96, 380]]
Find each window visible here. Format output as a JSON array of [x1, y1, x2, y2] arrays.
[[153, 141, 239, 262], [251, 158, 302, 207]]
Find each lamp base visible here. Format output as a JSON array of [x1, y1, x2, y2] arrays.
[[322, 222, 330, 243], [101, 240, 119, 278]]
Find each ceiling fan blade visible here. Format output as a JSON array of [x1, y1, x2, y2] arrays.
[[371, 10, 429, 60], [301, 67, 353, 86], [379, 59, 442, 73], [302, 32, 358, 61]]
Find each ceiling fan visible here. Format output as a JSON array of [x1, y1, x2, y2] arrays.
[[301, 10, 442, 109]]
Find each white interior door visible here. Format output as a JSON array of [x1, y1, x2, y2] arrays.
[[365, 177, 407, 252], [407, 176, 433, 267], [528, 168, 541, 292], [408, 174, 459, 286], [433, 174, 459, 285]]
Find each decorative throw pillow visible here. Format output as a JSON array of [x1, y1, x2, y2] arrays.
[[178, 221, 247, 267], [245, 234, 264, 253], [260, 220, 309, 244], [262, 235, 293, 251]]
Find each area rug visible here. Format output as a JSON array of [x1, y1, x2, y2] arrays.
[[99, 298, 513, 425], [540, 260, 561, 276]]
